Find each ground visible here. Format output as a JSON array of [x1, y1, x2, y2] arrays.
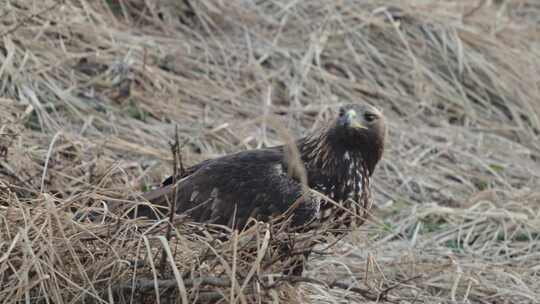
[[1, 0, 540, 303]]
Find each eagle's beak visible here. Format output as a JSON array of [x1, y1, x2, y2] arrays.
[[341, 109, 367, 129]]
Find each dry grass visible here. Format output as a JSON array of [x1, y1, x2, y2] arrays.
[[1, 0, 540, 303]]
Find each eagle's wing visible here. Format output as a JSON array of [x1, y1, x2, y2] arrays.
[[159, 158, 212, 187], [135, 158, 214, 217], [137, 149, 318, 229]]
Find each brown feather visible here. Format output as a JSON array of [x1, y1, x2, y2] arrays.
[[135, 103, 386, 230]]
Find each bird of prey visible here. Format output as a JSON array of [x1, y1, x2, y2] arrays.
[[136, 103, 386, 232]]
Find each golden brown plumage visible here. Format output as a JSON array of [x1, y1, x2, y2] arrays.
[[135, 103, 386, 231]]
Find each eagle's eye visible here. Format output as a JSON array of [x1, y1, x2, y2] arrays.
[[364, 113, 377, 122]]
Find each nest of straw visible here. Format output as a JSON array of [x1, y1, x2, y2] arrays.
[[1, 0, 540, 303]]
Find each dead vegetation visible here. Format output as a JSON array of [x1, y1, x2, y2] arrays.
[[1, 0, 540, 303]]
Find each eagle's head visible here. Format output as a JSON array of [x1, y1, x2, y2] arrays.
[[328, 103, 386, 174]]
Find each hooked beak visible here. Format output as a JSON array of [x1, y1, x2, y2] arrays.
[[340, 109, 367, 129]]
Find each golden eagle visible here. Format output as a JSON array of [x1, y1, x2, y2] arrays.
[[136, 103, 386, 231]]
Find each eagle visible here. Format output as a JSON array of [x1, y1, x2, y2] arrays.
[[136, 103, 386, 232]]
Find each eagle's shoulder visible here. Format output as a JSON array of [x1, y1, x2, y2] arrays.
[[162, 147, 286, 185], [177, 147, 292, 190]]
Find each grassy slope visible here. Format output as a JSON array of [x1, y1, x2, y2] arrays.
[[1, 0, 540, 303]]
